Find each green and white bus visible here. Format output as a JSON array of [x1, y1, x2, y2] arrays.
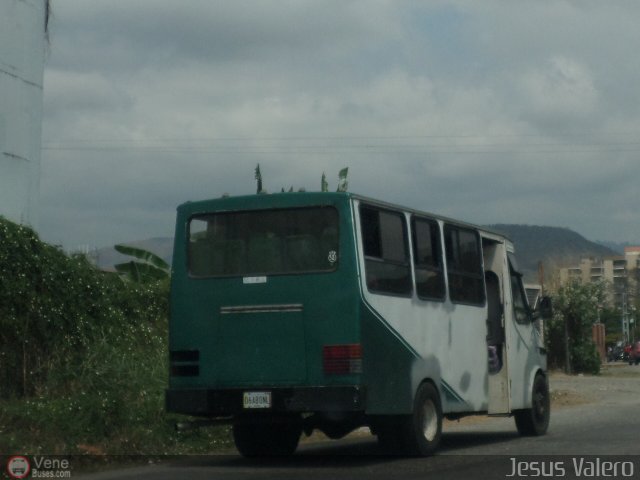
[[166, 192, 551, 456]]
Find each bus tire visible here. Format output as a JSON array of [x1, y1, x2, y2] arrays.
[[232, 415, 301, 457], [514, 373, 550, 436], [403, 382, 443, 456]]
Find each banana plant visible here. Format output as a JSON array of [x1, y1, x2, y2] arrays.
[[255, 164, 348, 194], [336, 167, 349, 192], [114, 244, 170, 283]]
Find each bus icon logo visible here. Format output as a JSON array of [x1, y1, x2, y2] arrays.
[[6, 456, 30, 479]]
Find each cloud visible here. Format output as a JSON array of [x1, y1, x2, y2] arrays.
[[37, 1, 640, 249], [518, 56, 599, 129], [44, 69, 133, 119]]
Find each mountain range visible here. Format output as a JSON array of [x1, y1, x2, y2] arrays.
[[95, 225, 620, 283], [486, 225, 617, 281]]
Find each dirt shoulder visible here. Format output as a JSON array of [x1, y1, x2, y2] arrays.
[[433, 363, 640, 434], [550, 362, 640, 408]]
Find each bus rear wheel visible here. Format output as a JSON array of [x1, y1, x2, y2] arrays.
[[402, 382, 443, 456], [514, 373, 550, 436], [232, 414, 302, 457]]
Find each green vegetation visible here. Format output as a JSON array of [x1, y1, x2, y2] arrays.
[[0, 217, 231, 455], [255, 163, 349, 194], [546, 281, 605, 374], [114, 243, 170, 283], [600, 305, 630, 346]]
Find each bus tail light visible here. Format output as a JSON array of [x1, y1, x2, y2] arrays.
[[323, 344, 362, 375]]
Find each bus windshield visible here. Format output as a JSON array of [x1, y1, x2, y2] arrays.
[[188, 206, 339, 277]]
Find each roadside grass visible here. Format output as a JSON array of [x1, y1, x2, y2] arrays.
[[0, 322, 234, 456], [0, 395, 233, 456]]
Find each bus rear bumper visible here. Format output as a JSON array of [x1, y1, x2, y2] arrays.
[[166, 385, 365, 417]]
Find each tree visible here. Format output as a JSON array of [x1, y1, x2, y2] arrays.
[[546, 281, 605, 374], [255, 164, 264, 194]]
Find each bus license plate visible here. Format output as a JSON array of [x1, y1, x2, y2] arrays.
[[243, 391, 272, 409]]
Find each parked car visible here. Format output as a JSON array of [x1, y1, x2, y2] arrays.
[[628, 341, 640, 365]]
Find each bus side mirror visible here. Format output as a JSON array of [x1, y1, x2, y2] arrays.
[[538, 296, 553, 319]]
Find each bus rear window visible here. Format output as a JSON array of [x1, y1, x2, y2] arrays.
[[188, 207, 339, 277]]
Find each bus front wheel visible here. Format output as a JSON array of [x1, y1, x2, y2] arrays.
[[232, 414, 302, 457], [514, 373, 550, 436]]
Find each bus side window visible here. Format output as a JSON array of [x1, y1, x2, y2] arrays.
[[444, 225, 485, 305], [509, 265, 531, 324], [360, 205, 412, 296], [411, 217, 445, 301]]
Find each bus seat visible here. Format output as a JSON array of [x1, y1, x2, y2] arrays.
[[189, 238, 247, 276], [189, 238, 216, 276], [485, 271, 504, 374], [248, 233, 283, 273], [485, 271, 504, 344], [285, 234, 320, 271], [321, 226, 338, 252], [218, 239, 246, 274]]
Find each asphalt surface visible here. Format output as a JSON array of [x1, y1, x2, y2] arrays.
[[75, 364, 640, 480]]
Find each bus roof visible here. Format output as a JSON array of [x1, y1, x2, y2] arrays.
[[178, 191, 513, 245]]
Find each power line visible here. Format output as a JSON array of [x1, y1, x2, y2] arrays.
[[40, 130, 640, 143], [41, 131, 640, 156]]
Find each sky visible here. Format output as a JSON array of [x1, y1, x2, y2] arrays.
[[40, 1, 640, 250]]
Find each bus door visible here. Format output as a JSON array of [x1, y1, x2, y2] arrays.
[[482, 238, 511, 415], [504, 254, 544, 411]]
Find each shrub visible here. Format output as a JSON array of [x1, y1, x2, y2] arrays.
[[0, 217, 168, 398], [546, 281, 605, 374], [0, 217, 230, 455]]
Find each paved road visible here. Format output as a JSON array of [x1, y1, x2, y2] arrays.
[[77, 365, 640, 480]]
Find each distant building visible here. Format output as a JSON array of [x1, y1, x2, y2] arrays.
[[558, 247, 640, 309], [0, 0, 49, 227], [559, 248, 640, 344], [626, 246, 640, 270]]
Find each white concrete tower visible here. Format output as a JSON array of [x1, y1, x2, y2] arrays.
[[0, 0, 48, 227]]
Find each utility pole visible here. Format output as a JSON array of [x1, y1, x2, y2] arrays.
[[622, 292, 629, 344], [564, 317, 571, 374]]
